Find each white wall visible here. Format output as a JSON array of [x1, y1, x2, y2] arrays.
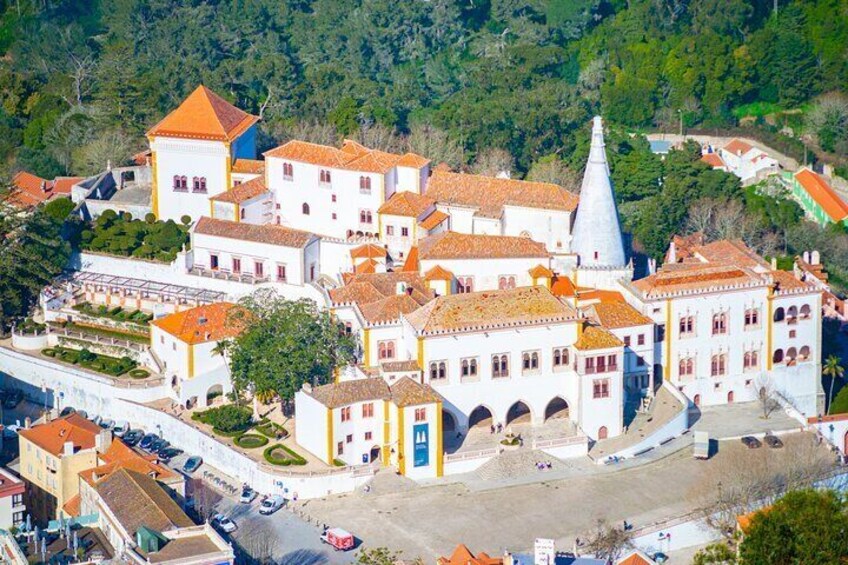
[[191, 231, 309, 285], [294, 392, 330, 464], [400, 403, 439, 480], [331, 399, 385, 466], [502, 206, 573, 254], [152, 137, 229, 223], [418, 257, 547, 292]]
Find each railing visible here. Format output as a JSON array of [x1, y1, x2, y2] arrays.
[[189, 266, 270, 284], [55, 328, 146, 352], [533, 434, 588, 450], [444, 447, 500, 463]]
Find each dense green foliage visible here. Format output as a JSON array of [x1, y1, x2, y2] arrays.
[[263, 443, 306, 466], [80, 209, 188, 262], [1, 0, 847, 183], [42, 346, 137, 376], [829, 385, 848, 415], [226, 290, 357, 400], [739, 489, 848, 565], [0, 205, 70, 330], [192, 404, 253, 433]]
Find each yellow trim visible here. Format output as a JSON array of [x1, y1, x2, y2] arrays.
[[412, 219, 417, 244], [378, 213, 383, 239], [363, 328, 371, 368], [187, 343, 195, 378], [150, 146, 159, 218], [234, 203, 240, 223], [664, 299, 672, 380], [397, 405, 405, 475], [766, 286, 774, 370], [435, 401, 444, 477], [225, 142, 233, 189], [326, 408, 334, 465], [417, 337, 424, 370], [209, 199, 214, 218], [382, 400, 390, 466]]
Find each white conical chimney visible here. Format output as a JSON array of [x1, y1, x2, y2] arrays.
[[571, 116, 626, 268]]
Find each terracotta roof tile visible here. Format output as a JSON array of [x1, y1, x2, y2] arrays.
[[574, 325, 624, 350], [426, 170, 578, 215], [551, 275, 576, 297], [424, 265, 454, 281], [418, 210, 449, 231], [308, 378, 391, 408], [390, 377, 442, 407], [724, 138, 753, 155], [584, 301, 652, 329], [437, 544, 503, 565], [18, 414, 101, 457], [528, 264, 553, 278], [700, 153, 725, 168], [194, 216, 315, 248], [231, 158, 265, 174], [350, 243, 388, 259], [209, 176, 268, 203], [330, 272, 433, 309], [794, 168, 848, 222], [380, 360, 421, 372], [405, 286, 576, 335], [396, 152, 430, 169], [770, 269, 816, 292], [151, 302, 246, 344], [265, 139, 409, 174], [617, 551, 656, 565], [632, 263, 763, 298], [377, 191, 434, 217], [147, 85, 258, 142], [354, 258, 379, 274], [8, 172, 82, 209], [418, 231, 549, 260], [689, 239, 770, 270], [401, 246, 420, 271], [358, 293, 422, 324]]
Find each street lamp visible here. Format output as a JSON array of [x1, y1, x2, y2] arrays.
[[677, 109, 684, 138]]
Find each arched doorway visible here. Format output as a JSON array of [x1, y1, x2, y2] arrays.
[[369, 445, 381, 463], [844, 431, 848, 455], [598, 426, 608, 440], [506, 401, 532, 425], [693, 394, 701, 407], [207, 384, 224, 405], [544, 397, 570, 421], [727, 390, 734, 404], [468, 406, 494, 428], [442, 409, 457, 432]]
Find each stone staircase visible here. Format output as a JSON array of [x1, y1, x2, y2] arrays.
[[474, 449, 562, 481]]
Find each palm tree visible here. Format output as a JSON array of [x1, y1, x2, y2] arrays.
[[824, 355, 844, 412]]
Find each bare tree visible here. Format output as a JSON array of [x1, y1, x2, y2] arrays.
[[471, 147, 514, 177], [190, 480, 221, 523], [354, 122, 405, 153], [240, 527, 279, 565], [755, 376, 781, 420], [584, 519, 633, 562], [77, 129, 135, 174], [806, 92, 848, 154], [685, 198, 719, 236], [267, 119, 338, 147], [526, 158, 580, 192], [712, 199, 747, 241], [407, 124, 465, 169]]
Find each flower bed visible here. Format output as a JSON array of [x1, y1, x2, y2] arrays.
[[128, 368, 149, 379], [72, 302, 152, 326], [42, 346, 137, 377], [234, 434, 269, 449], [192, 405, 253, 435], [263, 443, 307, 466], [16, 318, 46, 335], [254, 420, 289, 440]]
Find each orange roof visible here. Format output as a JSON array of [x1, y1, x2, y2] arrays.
[[18, 414, 101, 457], [419, 210, 449, 231], [405, 286, 577, 335], [528, 264, 553, 278], [194, 216, 315, 248], [63, 494, 81, 517], [151, 302, 246, 344], [724, 138, 753, 155], [210, 176, 268, 204], [425, 170, 578, 216], [419, 232, 549, 260], [574, 325, 624, 350], [794, 168, 848, 222], [577, 289, 627, 303], [632, 263, 763, 298], [424, 265, 454, 281], [359, 293, 422, 324], [81, 439, 178, 486], [377, 191, 434, 217], [700, 153, 725, 168], [354, 258, 379, 274], [617, 551, 656, 565], [401, 246, 420, 271], [231, 158, 265, 174], [8, 172, 82, 209], [551, 275, 576, 297], [351, 243, 388, 260], [52, 177, 83, 194], [147, 85, 258, 142], [396, 152, 431, 169], [688, 239, 770, 270], [437, 544, 503, 565], [584, 301, 652, 329], [770, 269, 816, 292], [329, 272, 433, 310], [265, 139, 409, 174]]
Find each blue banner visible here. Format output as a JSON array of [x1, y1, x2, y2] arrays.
[[413, 423, 429, 467]]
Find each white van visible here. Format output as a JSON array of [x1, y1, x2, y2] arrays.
[[259, 495, 285, 515]]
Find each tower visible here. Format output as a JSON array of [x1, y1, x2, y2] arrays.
[[571, 116, 632, 289]]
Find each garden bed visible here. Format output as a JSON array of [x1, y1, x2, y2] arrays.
[[255, 420, 289, 440], [192, 405, 253, 436], [263, 443, 307, 466], [234, 434, 269, 449], [72, 302, 153, 326], [42, 346, 137, 377], [56, 321, 150, 344], [16, 318, 46, 335]]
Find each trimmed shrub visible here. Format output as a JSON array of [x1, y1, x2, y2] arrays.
[[263, 443, 306, 466], [128, 368, 149, 379], [235, 434, 269, 449], [830, 386, 848, 415], [255, 421, 289, 440], [193, 404, 252, 433], [42, 348, 57, 357]]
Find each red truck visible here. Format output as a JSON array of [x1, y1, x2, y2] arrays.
[[320, 528, 355, 551]]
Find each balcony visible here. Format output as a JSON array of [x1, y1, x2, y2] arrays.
[[189, 266, 270, 285]]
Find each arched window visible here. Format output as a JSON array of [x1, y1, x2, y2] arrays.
[[180, 176, 187, 189], [366, 211, 373, 224], [745, 308, 759, 327], [711, 354, 726, 376], [429, 362, 438, 380], [598, 426, 608, 440], [320, 170, 331, 184], [461, 359, 469, 376], [199, 177, 206, 191], [470, 359, 477, 375], [712, 313, 727, 335], [283, 162, 293, 179], [787, 305, 798, 319], [359, 176, 371, 192], [773, 349, 784, 364], [800, 304, 811, 319], [173, 175, 181, 189], [492, 356, 500, 377], [498, 277, 507, 290], [679, 316, 694, 336], [522, 353, 530, 370], [774, 307, 785, 322], [500, 355, 509, 376], [554, 349, 561, 366], [508, 276, 516, 289], [302, 203, 310, 215], [531, 352, 539, 369], [438, 362, 446, 379], [240, 208, 245, 220], [386, 342, 394, 359], [679, 357, 694, 377], [359, 210, 366, 223], [192, 176, 199, 190], [787, 347, 797, 361], [800, 345, 810, 360]]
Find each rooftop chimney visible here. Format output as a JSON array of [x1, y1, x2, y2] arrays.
[[64, 441, 75, 456], [95, 429, 113, 454]]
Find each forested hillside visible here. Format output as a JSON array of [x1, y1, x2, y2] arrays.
[[1, 0, 846, 181]]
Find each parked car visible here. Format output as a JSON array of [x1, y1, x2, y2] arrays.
[[149, 438, 169, 453], [139, 433, 158, 450], [59, 406, 76, 417], [741, 436, 762, 449], [653, 552, 668, 564], [259, 495, 285, 515], [320, 528, 355, 551], [182, 456, 203, 474], [112, 421, 129, 437], [763, 434, 784, 449], [158, 447, 183, 462], [212, 514, 237, 533], [99, 419, 115, 430], [76, 410, 88, 419], [240, 487, 257, 504], [122, 430, 144, 446], [89, 414, 102, 426]]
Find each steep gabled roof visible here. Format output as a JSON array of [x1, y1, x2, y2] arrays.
[[147, 85, 258, 142], [194, 216, 315, 248], [209, 176, 268, 204], [378, 191, 434, 217], [18, 414, 101, 457], [794, 168, 848, 222], [418, 231, 549, 260], [151, 302, 246, 344]]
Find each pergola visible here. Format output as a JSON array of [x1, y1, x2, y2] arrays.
[[72, 271, 225, 304]]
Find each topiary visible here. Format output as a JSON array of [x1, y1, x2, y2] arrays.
[[145, 212, 156, 224], [829, 386, 848, 415], [180, 215, 192, 226]]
